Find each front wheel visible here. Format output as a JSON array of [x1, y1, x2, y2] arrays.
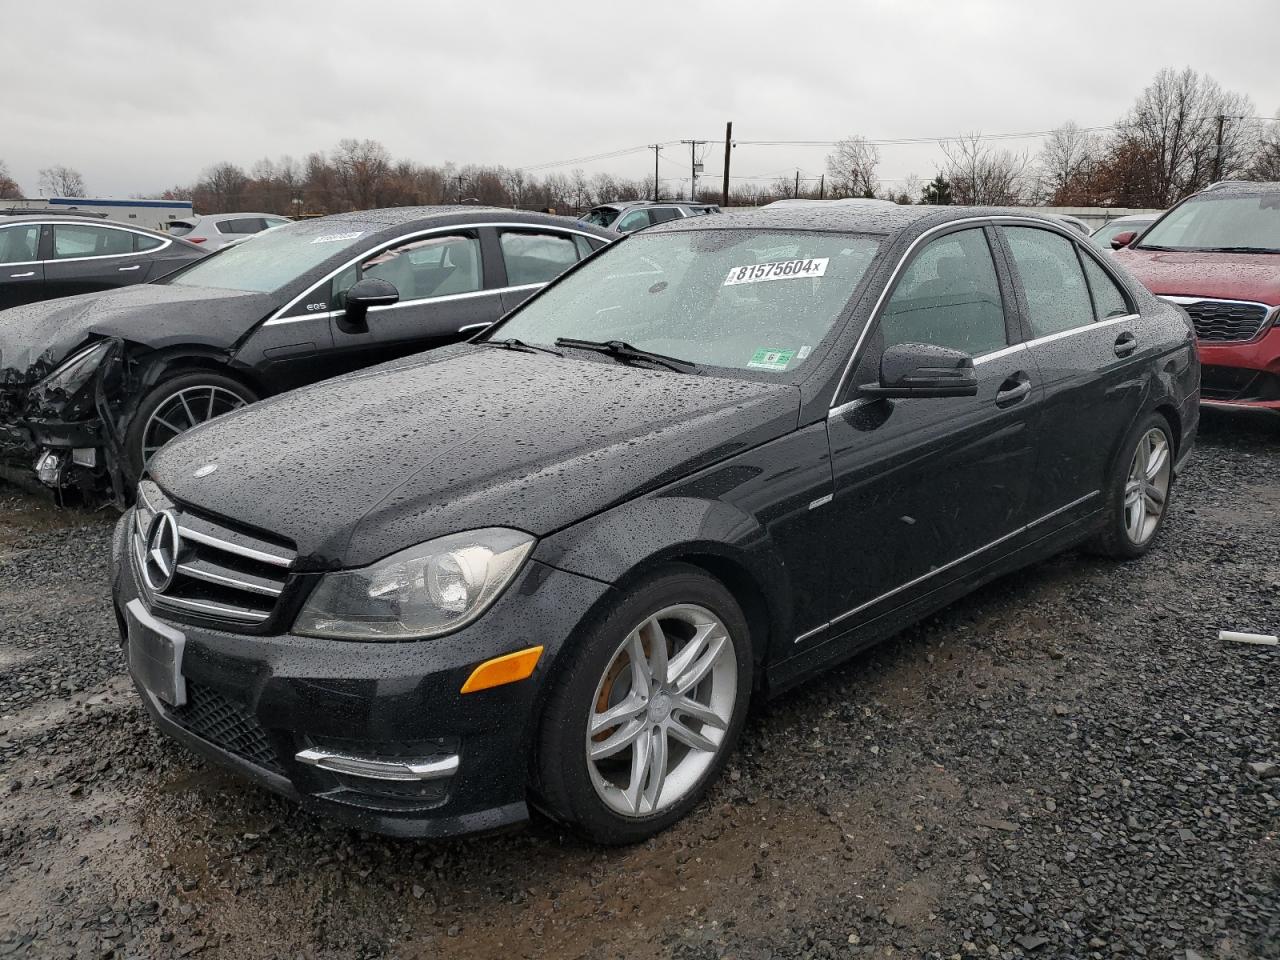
[[124, 372, 257, 481], [533, 565, 752, 844], [1089, 412, 1175, 559]]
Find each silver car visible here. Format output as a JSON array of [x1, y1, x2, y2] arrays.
[[167, 213, 292, 251]]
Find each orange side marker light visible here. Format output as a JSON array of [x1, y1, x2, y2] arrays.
[[460, 646, 544, 694]]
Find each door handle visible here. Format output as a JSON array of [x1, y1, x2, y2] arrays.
[[1114, 331, 1137, 357], [995, 377, 1032, 407], [9, 271, 35, 278], [117, 265, 141, 272]]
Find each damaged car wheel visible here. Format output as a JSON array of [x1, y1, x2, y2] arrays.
[[124, 372, 256, 479]]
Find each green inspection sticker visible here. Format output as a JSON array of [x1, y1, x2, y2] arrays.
[[747, 348, 795, 371]]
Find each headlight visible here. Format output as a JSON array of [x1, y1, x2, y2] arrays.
[[294, 528, 535, 641], [38, 340, 113, 394]]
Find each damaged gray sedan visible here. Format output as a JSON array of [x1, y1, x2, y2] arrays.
[[0, 207, 610, 502]]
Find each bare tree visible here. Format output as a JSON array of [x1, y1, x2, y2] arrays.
[[200, 162, 249, 212], [824, 136, 880, 198], [333, 138, 391, 209], [38, 165, 86, 198], [1249, 113, 1280, 181], [940, 134, 1029, 205], [1037, 122, 1102, 204], [1116, 67, 1257, 207], [0, 160, 20, 199]]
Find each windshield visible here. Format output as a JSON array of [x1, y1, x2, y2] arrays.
[[1138, 193, 1280, 253], [165, 221, 371, 293], [493, 229, 881, 375], [580, 207, 621, 228]]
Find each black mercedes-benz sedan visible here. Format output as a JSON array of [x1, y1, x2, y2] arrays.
[[0, 213, 206, 310], [111, 204, 1199, 843], [0, 207, 611, 501]]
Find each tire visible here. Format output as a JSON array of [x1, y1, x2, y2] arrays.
[[1087, 411, 1175, 559], [123, 371, 257, 482], [533, 564, 753, 844]]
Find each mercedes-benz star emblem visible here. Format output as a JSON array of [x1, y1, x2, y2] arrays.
[[143, 510, 182, 593]]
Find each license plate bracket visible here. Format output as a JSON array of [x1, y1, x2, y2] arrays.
[[125, 598, 187, 707]]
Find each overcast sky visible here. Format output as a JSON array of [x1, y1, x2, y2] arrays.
[[3, 0, 1277, 199]]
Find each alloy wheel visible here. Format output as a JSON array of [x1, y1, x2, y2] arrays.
[[1123, 427, 1171, 545], [141, 385, 248, 462], [585, 603, 737, 818]]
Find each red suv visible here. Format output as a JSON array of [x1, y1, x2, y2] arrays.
[[1113, 182, 1280, 410]]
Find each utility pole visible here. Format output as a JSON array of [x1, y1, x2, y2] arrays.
[[681, 140, 706, 199], [794, 170, 800, 199], [722, 122, 732, 208], [650, 144, 662, 201], [1212, 114, 1226, 183], [818, 174, 825, 200]]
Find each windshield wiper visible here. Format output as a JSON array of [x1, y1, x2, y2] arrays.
[[1197, 246, 1280, 254], [554, 337, 696, 373], [477, 337, 563, 357]]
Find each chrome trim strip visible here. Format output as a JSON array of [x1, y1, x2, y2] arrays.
[[0, 221, 172, 266], [829, 215, 1119, 407], [793, 490, 1100, 642], [177, 525, 294, 567], [808, 493, 833, 510], [263, 281, 550, 327], [175, 561, 283, 597], [972, 342, 1028, 365], [294, 748, 460, 782], [266, 221, 602, 325], [458, 321, 496, 333], [1160, 294, 1272, 310], [152, 593, 270, 623]]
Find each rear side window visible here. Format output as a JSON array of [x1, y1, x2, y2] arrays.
[[1004, 227, 1094, 337], [500, 231, 579, 286], [648, 208, 682, 225], [0, 224, 40, 265], [52, 224, 134, 259], [1079, 253, 1132, 321], [217, 218, 267, 235], [134, 234, 165, 252], [878, 227, 1007, 357]]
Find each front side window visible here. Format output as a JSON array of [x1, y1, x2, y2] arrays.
[[1138, 192, 1280, 253], [581, 207, 620, 228], [52, 225, 135, 259], [1080, 253, 1132, 321], [1004, 227, 1093, 338], [500, 231, 579, 286], [166, 220, 372, 293], [616, 209, 653, 233], [494, 229, 881, 375], [333, 233, 481, 307], [0, 225, 40, 265], [877, 228, 1007, 357]]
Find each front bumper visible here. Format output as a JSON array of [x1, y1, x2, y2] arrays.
[[110, 513, 612, 838], [1198, 328, 1280, 410]]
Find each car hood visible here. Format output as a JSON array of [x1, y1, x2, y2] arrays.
[[1115, 248, 1280, 306], [148, 347, 801, 568], [0, 283, 274, 389]]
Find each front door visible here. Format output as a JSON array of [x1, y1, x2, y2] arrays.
[[816, 225, 1040, 645], [0, 223, 44, 308]]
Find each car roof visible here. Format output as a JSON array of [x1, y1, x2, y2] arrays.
[[314, 206, 611, 237], [642, 202, 1088, 240], [0, 210, 110, 222], [1203, 180, 1280, 194]]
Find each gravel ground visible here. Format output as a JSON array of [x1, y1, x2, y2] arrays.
[[0, 407, 1277, 960]]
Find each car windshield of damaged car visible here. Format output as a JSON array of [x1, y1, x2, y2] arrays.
[[163, 221, 371, 293], [1137, 193, 1280, 253], [492, 229, 880, 374]]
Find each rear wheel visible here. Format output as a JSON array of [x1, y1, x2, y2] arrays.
[[1089, 412, 1174, 559], [124, 372, 256, 480], [533, 565, 752, 844]]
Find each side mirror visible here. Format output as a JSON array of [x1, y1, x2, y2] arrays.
[[1110, 231, 1137, 250], [342, 277, 399, 329], [859, 342, 978, 399]]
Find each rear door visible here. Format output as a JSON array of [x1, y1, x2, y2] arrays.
[[329, 229, 503, 367], [44, 223, 154, 298], [997, 224, 1146, 530], [814, 225, 1040, 648], [0, 223, 45, 308]]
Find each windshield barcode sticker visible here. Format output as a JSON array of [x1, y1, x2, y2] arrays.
[[310, 231, 364, 244], [724, 257, 828, 286]]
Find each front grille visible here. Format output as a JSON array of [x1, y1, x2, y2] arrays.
[[132, 479, 296, 628], [169, 682, 282, 774], [1180, 299, 1272, 343]]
